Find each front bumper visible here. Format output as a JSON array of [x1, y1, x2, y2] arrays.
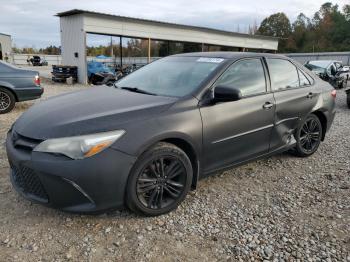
[[6, 132, 136, 213]]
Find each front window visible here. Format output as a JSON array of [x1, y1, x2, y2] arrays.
[[116, 56, 224, 97], [214, 58, 267, 96]]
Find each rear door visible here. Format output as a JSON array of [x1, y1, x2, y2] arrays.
[[265, 58, 318, 151], [200, 57, 275, 173]]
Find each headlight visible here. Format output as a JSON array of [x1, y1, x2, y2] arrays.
[[33, 130, 125, 159]]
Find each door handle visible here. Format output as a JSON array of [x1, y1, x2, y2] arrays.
[[263, 102, 273, 110], [306, 92, 314, 99]]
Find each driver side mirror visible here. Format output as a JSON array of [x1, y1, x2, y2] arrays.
[[213, 85, 242, 103]]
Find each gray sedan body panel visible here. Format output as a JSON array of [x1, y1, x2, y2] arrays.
[[0, 61, 42, 101]]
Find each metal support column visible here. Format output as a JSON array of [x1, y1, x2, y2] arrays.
[[148, 38, 151, 63], [119, 36, 122, 67]]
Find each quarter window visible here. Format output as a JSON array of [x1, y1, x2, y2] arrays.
[[267, 59, 299, 91], [298, 69, 311, 86], [214, 58, 266, 96]]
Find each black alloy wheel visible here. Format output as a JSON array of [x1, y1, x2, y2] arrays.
[[137, 157, 186, 209], [0, 88, 15, 114], [294, 114, 322, 157], [126, 142, 192, 216]]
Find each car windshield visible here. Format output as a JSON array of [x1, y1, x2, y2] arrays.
[[115, 56, 224, 97], [305, 61, 331, 70]]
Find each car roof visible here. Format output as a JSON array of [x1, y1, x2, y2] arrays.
[[172, 51, 287, 59]]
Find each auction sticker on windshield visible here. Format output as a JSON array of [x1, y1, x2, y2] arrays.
[[197, 57, 224, 63]]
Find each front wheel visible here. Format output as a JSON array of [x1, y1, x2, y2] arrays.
[[293, 114, 322, 157], [126, 142, 193, 216]]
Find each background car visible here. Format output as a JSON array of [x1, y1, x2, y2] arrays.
[[7, 52, 336, 216], [27, 55, 48, 66], [0, 61, 43, 114], [304, 60, 348, 89]]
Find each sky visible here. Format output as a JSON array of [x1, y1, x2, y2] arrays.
[[0, 0, 349, 48]]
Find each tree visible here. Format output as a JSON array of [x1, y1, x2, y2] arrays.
[[257, 12, 292, 51], [258, 12, 291, 37], [257, 3, 350, 52], [344, 5, 350, 20], [291, 13, 311, 52]]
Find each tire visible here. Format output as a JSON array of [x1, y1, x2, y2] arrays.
[[105, 80, 115, 87], [126, 142, 193, 216], [293, 114, 322, 157], [0, 87, 16, 114], [340, 80, 347, 89]]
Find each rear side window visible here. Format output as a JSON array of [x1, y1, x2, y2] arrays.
[[214, 58, 266, 97], [267, 59, 299, 91]]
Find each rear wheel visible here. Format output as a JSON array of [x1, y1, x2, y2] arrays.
[[126, 142, 192, 216], [0, 88, 15, 114], [293, 114, 322, 157]]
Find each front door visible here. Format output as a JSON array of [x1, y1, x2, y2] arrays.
[[200, 58, 275, 173]]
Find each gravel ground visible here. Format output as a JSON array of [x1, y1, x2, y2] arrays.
[[0, 81, 349, 261]]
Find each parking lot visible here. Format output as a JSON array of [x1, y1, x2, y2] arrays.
[[0, 81, 349, 261]]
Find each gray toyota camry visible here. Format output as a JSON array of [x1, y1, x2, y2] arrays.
[[6, 52, 336, 216]]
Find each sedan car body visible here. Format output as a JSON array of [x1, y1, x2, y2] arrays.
[[0, 61, 43, 113], [6, 52, 336, 216]]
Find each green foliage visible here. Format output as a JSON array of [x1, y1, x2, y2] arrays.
[[258, 2, 350, 52], [12, 45, 61, 55]]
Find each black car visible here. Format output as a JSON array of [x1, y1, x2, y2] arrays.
[[28, 55, 48, 66], [6, 52, 336, 216], [304, 60, 348, 89], [0, 61, 43, 114]]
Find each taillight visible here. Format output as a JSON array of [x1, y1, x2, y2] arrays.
[[34, 75, 40, 86], [331, 89, 336, 98]]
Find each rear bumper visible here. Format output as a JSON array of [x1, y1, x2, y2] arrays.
[[6, 132, 136, 213], [15, 87, 44, 102]]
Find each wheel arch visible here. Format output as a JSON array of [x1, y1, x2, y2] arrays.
[[161, 138, 200, 190], [0, 85, 18, 102], [135, 133, 201, 190], [312, 110, 327, 141]]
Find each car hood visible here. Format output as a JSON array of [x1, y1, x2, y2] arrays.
[[14, 86, 177, 139]]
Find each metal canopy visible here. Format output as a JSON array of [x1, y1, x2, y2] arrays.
[[58, 9, 279, 83]]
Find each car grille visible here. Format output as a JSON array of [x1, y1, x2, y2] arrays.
[[11, 165, 49, 203], [12, 132, 41, 152]]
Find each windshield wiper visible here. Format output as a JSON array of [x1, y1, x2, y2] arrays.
[[118, 86, 157, 96]]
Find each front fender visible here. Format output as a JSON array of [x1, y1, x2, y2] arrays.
[[132, 131, 201, 158]]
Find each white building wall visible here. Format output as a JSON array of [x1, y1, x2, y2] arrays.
[[0, 34, 12, 62], [12, 54, 62, 65], [60, 15, 88, 83]]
